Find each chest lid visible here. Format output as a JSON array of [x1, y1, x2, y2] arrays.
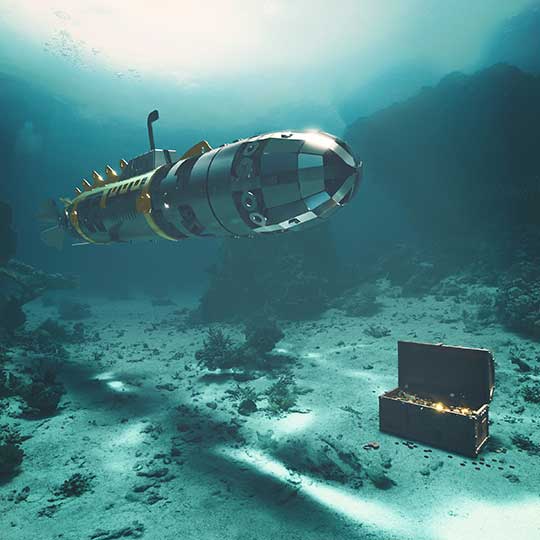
[[398, 341, 495, 409]]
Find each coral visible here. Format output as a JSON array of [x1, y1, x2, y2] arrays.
[[54, 472, 94, 497], [57, 300, 92, 321], [0, 443, 24, 476]]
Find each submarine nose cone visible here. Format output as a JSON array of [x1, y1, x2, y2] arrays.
[[307, 132, 361, 205], [246, 130, 361, 233], [296, 131, 361, 219]]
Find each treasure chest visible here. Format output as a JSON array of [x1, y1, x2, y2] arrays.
[[379, 341, 495, 457]]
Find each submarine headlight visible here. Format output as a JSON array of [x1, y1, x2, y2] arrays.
[[434, 402, 444, 412]]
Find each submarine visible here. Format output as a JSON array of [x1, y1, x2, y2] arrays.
[[40, 110, 362, 248]]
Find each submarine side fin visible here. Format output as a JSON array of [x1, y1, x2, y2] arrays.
[[41, 225, 65, 251], [37, 199, 60, 223], [180, 140, 212, 160], [38, 199, 65, 250]]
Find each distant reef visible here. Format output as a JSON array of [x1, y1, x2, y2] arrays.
[[483, 4, 540, 75], [0, 201, 16, 267], [194, 224, 347, 322], [346, 63, 540, 264], [345, 63, 540, 338]]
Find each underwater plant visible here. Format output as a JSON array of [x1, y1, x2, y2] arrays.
[[195, 328, 239, 370], [266, 376, 299, 415], [196, 321, 287, 372]]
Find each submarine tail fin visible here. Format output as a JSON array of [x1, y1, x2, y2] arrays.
[[41, 225, 65, 251]]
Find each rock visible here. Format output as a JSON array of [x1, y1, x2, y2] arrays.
[[136, 467, 169, 479], [368, 470, 396, 490], [238, 399, 257, 416], [89, 521, 145, 539], [0, 443, 23, 476]]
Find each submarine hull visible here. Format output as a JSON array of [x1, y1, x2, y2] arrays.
[[63, 131, 361, 245]]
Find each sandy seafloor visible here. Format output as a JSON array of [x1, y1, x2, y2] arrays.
[[1, 281, 540, 540]]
